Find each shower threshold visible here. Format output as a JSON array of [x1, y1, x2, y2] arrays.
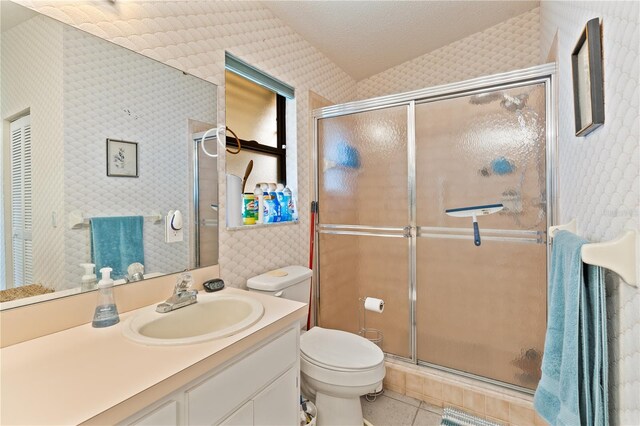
[[384, 353, 535, 396]]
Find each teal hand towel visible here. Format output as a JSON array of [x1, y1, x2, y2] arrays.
[[534, 231, 609, 426], [534, 230, 585, 426], [90, 216, 144, 280], [581, 264, 608, 426]]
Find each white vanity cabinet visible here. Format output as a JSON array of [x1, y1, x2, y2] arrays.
[[126, 326, 300, 426]]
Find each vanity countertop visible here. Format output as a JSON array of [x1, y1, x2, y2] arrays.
[[0, 287, 306, 425]]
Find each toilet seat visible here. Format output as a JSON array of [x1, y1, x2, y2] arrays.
[[301, 327, 384, 369], [300, 327, 385, 387]]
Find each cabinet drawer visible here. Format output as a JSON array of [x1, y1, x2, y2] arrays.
[[186, 328, 297, 425]]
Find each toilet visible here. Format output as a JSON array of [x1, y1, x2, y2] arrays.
[[247, 266, 385, 426]]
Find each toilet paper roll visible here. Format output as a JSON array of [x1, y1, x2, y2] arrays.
[[364, 297, 385, 313], [226, 174, 243, 227]]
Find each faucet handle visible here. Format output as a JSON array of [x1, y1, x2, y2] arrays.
[[174, 273, 193, 293]]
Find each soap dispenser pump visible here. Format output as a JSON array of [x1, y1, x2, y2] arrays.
[[80, 263, 97, 291], [92, 267, 120, 328]]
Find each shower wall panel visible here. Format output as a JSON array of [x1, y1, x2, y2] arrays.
[[315, 70, 552, 391], [415, 83, 548, 390], [318, 234, 410, 358], [317, 106, 408, 227]]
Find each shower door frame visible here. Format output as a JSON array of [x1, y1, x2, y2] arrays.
[[313, 63, 557, 393]]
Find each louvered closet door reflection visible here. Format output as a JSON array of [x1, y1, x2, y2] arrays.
[[316, 105, 411, 358], [415, 83, 548, 389]]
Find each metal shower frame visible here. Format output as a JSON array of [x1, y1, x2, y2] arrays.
[[311, 63, 557, 394]]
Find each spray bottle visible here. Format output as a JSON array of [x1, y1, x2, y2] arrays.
[[276, 183, 288, 221], [268, 183, 281, 222], [283, 186, 295, 221], [92, 267, 120, 328]]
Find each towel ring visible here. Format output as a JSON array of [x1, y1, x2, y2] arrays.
[[200, 126, 242, 158]]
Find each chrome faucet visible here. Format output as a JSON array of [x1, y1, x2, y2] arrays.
[[156, 273, 198, 313]]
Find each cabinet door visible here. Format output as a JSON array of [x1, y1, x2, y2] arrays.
[[186, 329, 297, 424], [129, 400, 178, 426], [253, 367, 298, 426], [220, 401, 253, 426]]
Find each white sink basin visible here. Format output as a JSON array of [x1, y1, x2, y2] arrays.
[[123, 293, 264, 346]]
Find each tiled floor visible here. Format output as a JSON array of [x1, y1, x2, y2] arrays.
[[361, 390, 443, 426]]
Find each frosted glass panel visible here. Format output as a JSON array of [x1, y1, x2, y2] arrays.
[[416, 238, 546, 389], [317, 106, 408, 226], [415, 83, 547, 390], [318, 234, 410, 358], [415, 84, 546, 232]]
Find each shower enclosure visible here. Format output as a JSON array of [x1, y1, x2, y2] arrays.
[[313, 64, 555, 392]]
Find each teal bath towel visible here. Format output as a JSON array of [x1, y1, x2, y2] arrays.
[[534, 230, 608, 426], [90, 216, 144, 280]]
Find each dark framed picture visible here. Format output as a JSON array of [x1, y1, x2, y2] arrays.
[[571, 18, 604, 137], [106, 139, 138, 177]]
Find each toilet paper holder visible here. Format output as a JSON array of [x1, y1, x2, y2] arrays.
[[358, 297, 383, 348]]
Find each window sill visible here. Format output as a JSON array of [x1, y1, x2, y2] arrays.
[[227, 220, 299, 231]]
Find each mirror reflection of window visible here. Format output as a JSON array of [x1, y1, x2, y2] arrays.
[[225, 70, 287, 191]]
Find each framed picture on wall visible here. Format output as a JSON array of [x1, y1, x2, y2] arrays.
[[106, 139, 138, 177], [571, 18, 604, 137]]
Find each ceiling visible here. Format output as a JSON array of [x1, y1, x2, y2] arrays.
[[262, 1, 539, 81], [1, 1, 37, 33]]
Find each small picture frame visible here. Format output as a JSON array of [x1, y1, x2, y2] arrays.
[[106, 139, 138, 177], [571, 18, 604, 137]]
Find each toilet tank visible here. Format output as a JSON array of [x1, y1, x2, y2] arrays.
[[246, 266, 312, 319]]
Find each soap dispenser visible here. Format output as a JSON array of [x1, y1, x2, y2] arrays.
[[92, 267, 120, 328], [80, 263, 97, 291]]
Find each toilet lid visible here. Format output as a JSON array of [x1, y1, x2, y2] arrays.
[[300, 327, 384, 370]]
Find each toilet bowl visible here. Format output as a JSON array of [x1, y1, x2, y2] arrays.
[[246, 266, 386, 426], [300, 326, 385, 426]]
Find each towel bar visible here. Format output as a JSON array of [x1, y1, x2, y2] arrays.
[[549, 219, 637, 287], [68, 210, 162, 229]]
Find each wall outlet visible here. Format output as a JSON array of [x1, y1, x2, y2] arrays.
[[165, 211, 183, 243]]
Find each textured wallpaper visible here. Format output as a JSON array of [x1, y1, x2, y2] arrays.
[[62, 25, 216, 286], [540, 1, 639, 423], [10, 2, 638, 422], [15, 0, 358, 289], [356, 8, 541, 100], [1, 16, 65, 289]]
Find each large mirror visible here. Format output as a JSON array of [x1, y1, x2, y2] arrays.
[[0, 2, 219, 309]]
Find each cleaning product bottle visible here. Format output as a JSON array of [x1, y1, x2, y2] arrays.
[[276, 183, 288, 221], [254, 184, 264, 224], [283, 186, 294, 222], [285, 186, 298, 221], [80, 263, 97, 291], [92, 267, 120, 328], [268, 183, 281, 222], [261, 183, 271, 223]]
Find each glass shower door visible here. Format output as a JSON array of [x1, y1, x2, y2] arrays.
[[415, 83, 548, 389], [316, 105, 412, 359]]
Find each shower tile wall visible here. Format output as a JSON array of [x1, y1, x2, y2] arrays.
[[356, 8, 541, 100], [16, 0, 357, 287], [539, 2, 640, 424]]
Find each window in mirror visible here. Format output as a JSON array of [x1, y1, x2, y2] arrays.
[[225, 70, 287, 191]]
